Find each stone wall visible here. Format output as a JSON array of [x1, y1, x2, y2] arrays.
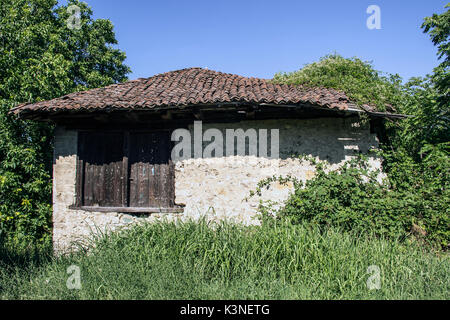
[[52, 117, 382, 252]]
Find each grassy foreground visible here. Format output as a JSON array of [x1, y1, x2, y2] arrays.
[[0, 220, 448, 299]]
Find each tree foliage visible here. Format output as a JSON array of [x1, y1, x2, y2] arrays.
[[422, 3, 450, 108], [399, 76, 448, 158], [270, 5, 450, 249], [0, 0, 130, 247], [272, 54, 406, 112]]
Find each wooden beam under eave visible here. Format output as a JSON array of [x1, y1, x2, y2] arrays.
[[192, 109, 204, 120], [245, 110, 256, 120], [160, 110, 173, 120]]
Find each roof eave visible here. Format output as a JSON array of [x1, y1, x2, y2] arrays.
[[10, 101, 410, 121]]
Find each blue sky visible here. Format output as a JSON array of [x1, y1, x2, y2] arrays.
[[62, 0, 448, 81]]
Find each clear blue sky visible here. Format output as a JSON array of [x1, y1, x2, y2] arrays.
[[61, 0, 448, 81]]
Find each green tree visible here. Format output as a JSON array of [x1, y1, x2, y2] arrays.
[[399, 77, 447, 158], [0, 0, 130, 247], [422, 3, 450, 108], [270, 5, 450, 249], [393, 3, 449, 158], [272, 54, 407, 113]]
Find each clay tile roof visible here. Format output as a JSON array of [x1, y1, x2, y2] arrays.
[[11, 67, 363, 117]]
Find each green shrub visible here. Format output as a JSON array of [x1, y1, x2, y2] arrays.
[[276, 150, 449, 249]]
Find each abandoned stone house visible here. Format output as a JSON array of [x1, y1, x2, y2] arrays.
[[11, 67, 402, 252]]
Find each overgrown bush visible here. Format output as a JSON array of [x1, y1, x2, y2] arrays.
[[270, 5, 449, 250], [274, 148, 449, 249], [272, 54, 407, 112]]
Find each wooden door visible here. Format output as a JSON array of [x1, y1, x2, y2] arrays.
[[128, 131, 175, 208], [78, 132, 125, 207]]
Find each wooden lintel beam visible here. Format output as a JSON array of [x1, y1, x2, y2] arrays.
[[69, 206, 185, 214]]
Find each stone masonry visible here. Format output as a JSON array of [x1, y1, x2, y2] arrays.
[[52, 117, 382, 252]]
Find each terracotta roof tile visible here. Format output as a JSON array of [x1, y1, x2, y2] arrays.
[[11, 67, 362, 117]]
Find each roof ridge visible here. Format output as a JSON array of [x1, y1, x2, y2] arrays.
[[142, 67, 264, 81]]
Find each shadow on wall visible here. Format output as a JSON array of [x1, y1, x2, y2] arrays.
[[53, 117, 380, 166], [53, 127, 77, 164], [184, 117, 379, 165]]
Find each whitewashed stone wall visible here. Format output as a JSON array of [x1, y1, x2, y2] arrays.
[[52, 117, 382, 252]]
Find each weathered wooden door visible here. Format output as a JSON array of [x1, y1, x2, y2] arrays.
[[128, 131, 175, 207], [79, 132, 125, 207]]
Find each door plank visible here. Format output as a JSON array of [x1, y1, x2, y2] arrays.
[[129, 131, 174, 208], [79, 132, 124, 207]]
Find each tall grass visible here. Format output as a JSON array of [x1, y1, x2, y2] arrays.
[[0, 219, 448, 299]]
